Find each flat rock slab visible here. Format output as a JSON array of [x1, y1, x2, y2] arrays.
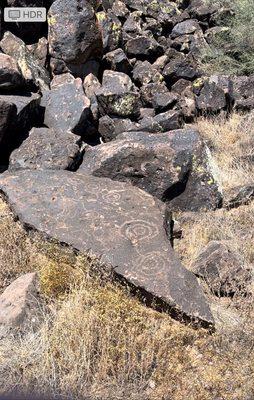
[[9, 127, 84, 171], [0, 170, 213, 327]]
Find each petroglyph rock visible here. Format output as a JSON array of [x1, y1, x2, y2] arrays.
[[0, 170, 213, 327]]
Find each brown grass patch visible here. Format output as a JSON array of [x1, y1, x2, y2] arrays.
[[196, 112, 254, 190]]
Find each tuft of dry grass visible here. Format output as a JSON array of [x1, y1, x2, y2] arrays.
[[174, 203, 254, 269], [196, 112, 254, 190]]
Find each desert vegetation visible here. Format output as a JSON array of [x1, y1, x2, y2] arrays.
[[202, 0, 254, 75]]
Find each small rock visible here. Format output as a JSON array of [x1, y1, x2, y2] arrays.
[[163, 54, 200, 83], [171, 19, 201, 39], [97, 11, 122, 52], [104, 48, 132, 74], [96, 70, 141, 118], [132, 60, 163, 86], [232, 75, 254, 111], [125, 35, 163, 59], [196, 80, 227, 113], [0, 273, 41, 338], [191, 241, 252, 296], [0, 93, 41, 159]]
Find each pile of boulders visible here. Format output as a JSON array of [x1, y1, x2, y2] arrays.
[[0, 0, 253, 330]]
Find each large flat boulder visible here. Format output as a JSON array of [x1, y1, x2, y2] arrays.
[[0, 170, 214, 327], [79, 129, 222, 211]]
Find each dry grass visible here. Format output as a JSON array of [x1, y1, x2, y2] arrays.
[[0, 112, 253, 399], [196, 112, 254, 190], [174, 203, 254, 269]]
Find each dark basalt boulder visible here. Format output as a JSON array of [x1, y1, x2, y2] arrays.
[[140, 109, 182, 132], [0, 93, 41, 161], [0, 53, 25, 91], [96, 11, 122, 52], [191, 241, 252, 296], [0, 32, 50, 91], [98, 115, 139, 141], [232, 75, 254, 111], [96, 70, 141, 118], [103, 48, 132, 75], [80, 129, 222, 211], [163, 54, 200, 84], [125, 35, 163, 60], [132, 60, 163, 86], [41, 73, 91, 135], [9, 127, 84, 172], [171, 19, 201, 39], [140, 81, 169, 107], [195, 80, 227, 114], [187, 0, 219, 21], [0, 169, 214, 327], [48, 0, 103, 75]]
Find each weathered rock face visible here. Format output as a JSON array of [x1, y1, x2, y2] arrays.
[[41, 73, 91, 135], [9, 127, 84, 171], [0, 170, 214, 327], [0, 31, 50, 90], [80, 129, 222, 211], [0, 272, 41, 338], [96, 70, 141, 118], [191, 241, 252, 296], [0, 53, 25, 91], [48, 0, 103, 75]]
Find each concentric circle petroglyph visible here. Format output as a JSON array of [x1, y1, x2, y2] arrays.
[[101, 189, 125, 203], [120, 219, 159, 243], [138, 252, 168, 278]]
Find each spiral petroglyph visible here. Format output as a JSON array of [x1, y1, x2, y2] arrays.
[[120, 219, 159, 243]]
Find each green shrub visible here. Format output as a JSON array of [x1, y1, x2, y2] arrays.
[[202, 0, 254, 75]]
